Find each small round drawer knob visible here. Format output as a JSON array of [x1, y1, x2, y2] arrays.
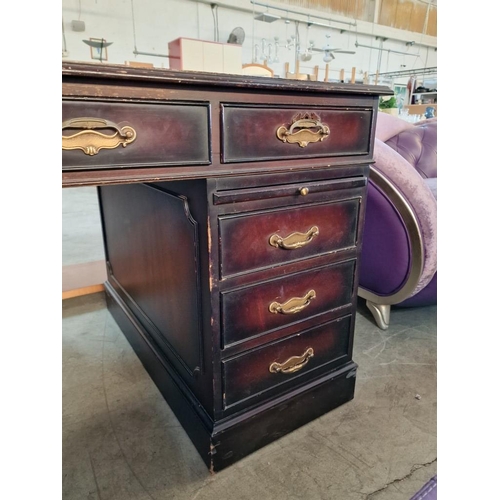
[[299, 187, 309, 196]]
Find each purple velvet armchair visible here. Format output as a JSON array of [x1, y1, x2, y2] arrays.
[[358, 113, 437, 329]]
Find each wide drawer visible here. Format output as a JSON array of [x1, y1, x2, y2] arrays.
[[219, 198, 360, 278], [221, 260, 355, 347], [221, 104, 373, 163], [62, 100, 210, 170], [222, 315, 352, 408]]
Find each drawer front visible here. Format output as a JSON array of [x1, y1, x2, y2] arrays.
[[221, 104, 372, 163], [223, 315, 352, 408], [62, 100, 210, 170], [221, 260, 355, 347], [219, 199, 360, 278]]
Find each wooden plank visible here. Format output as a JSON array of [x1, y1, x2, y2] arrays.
[[62, 260, 107, 300], [356, 0, 370, 20], [426, 6, 437, 37], [376, 0, 437, 35], [341, 0, 354, 17], [409, 2, 427, 35], [395, 0, 414, 32], [378, 0, 398, 28]]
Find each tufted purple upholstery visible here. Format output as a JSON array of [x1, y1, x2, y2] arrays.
[[358, 113, 437, 322], [386, 119, 437, 179]]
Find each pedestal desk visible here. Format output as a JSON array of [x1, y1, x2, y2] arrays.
[[62, 62, 392, 472]]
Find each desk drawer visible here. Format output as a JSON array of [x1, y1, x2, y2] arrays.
[[221, 104, 372, 163], [62, 100, 210, 170], [221, 260, 355, 347], [219, 198, 360, 278], [222, 315, 352, 408]]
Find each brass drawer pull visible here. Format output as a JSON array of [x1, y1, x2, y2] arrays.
[[276, 112, 330, 148], [269, 290, 316, 315], [62, 117, 137, 156], [269, 347, 314, 374], [269, 226, 319, 250]]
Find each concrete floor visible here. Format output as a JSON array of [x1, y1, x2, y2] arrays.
[[62, 187, 437, 500]]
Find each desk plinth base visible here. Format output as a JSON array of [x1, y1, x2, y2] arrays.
[[105, 282, 357, 472]]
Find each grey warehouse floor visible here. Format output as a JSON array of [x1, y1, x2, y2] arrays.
[[62, 187, 437, 500]]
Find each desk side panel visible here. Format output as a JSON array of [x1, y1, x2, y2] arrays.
[[99, 182, 214, 412]]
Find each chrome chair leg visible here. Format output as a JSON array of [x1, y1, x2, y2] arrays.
[[366, 301, 391, 330]]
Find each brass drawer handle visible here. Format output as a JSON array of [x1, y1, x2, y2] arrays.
[[269, 226, 319, 250], [62, 117, 137, 156], [269, 290, 316, 315], [269, 347, 314, 374], [276, 112, 330, 148]]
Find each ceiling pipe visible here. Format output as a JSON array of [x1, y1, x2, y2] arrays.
[[133, 49, 171, 58], [369, 66, 437, 78], [308, 20, 355, 30], [355, 41, 420, 57]]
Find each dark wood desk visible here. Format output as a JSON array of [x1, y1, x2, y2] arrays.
[[62, 61, 391, 472]]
